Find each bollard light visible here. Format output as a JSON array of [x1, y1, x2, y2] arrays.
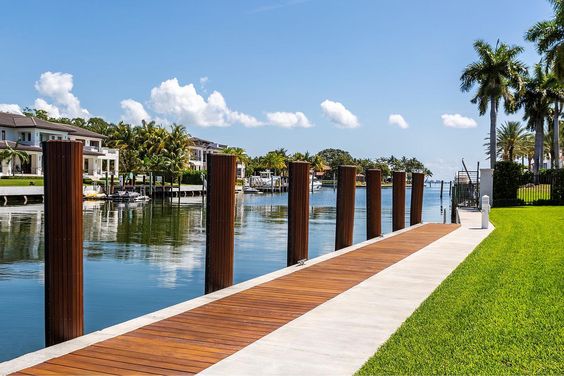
[[481, 195, 490, 229]]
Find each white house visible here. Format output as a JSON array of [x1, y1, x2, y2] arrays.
[[0, 112, 119, 178], [189, 136, 246, 178]]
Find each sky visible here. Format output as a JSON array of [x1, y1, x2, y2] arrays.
[[0, 0, 554, 179]]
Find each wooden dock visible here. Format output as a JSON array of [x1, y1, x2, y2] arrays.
[[11, 223, 458, 375]]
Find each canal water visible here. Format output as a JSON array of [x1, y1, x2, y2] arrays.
[[0, 187, 450, 362]]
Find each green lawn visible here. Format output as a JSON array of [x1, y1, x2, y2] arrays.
[[357, 206, 564, 375], [0, 178, 44, 186], [518, 184, 551, 203]]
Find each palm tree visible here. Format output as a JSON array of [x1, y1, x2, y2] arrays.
[[526, 0, 564, 81], [460, 39, 527, 168], [496, 121, 529, 161], [222, 147, 250, 166], [545, 72, 564, 168], [0, 141, 30, 176], [519, 64, 552, 179], [263, 151, 286, 176], [163, 124, 192, 186]]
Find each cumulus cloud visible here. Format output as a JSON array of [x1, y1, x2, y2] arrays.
[[120, 99, 151, 124], [34, 98, 62, 118], [320, 100, 359, 128], [149, 78, 261, 127], [34, 72, 90, 118], [388, 114, 409, 129], [266, 111, 312, 128], [441, 113, 477, 129], [0, 104, 23, 115]]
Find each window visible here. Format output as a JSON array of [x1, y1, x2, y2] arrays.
[[1, 130, 5, 140], [28, 133, 31, 142]]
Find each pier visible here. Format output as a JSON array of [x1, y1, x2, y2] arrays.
[[0, 146, 494, 375]]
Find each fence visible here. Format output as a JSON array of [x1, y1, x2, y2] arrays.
[[517, 175, 562, 205]]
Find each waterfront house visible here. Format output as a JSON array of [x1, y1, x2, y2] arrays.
[[0, 112, 119, 178], [189, 136, 246, 178]]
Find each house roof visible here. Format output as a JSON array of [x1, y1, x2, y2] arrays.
[[0, 140, 42, 152], [0, 112, 106, 139], [191, 136, 227, 150]]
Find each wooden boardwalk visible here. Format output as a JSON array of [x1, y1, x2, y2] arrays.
[[13, 224, 458, 375]]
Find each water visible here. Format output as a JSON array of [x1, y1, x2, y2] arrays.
[[0, 187, 449, 362]]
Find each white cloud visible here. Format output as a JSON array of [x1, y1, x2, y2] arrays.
[[199, 76, 208, 86], [34, 98, 61, 118], [441, 113, 477, 129], [266, 111, 312, 128], [120, 99, 151, 124], [0, 104, 23, 115], [149, 78, 261, 127], [34, 72, 90, 118], [388, 114, 409, 129], [320, 99, 359, 128]]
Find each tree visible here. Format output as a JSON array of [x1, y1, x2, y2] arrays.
[[526, 0, 564, 82], [263, 151, 287, 175], [163, 124, 192, 185], [496, 121, 529, 161], [222, 147, 250, 166], [0, 141, 30, 176], [519, 64, 552, 178], [460, 39, 527, 168], [316, 149, 354, 172], [544, 71, 564, 168]]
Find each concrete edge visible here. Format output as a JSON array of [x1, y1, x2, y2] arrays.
[[0, 223, 425, 374]]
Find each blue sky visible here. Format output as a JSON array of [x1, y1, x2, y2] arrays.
[[0, 0, 553, 179]]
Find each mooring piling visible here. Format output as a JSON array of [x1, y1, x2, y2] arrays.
[[287, 162, 310, 266], [392, 171, 406, 231], [410, 172, 425, 225], [42, 140, 84, 346], [205, 154, 237, 294], [335, 165, 356, 251], [440, 180, 444, 200], [365, 169, 382, 239]]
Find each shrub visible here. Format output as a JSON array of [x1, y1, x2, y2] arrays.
[[181, 170, 206, 185], [82, 178, 94, 185], [493, 198, 525, 207], [0, 176, 43, 180], [549, 169, 564, 203], [493, 161, 522, 206]]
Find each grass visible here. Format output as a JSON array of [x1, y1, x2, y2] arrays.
[[356, 206, 564, 375], [0, 178, 44, 186], [518, 184, 551, 203]]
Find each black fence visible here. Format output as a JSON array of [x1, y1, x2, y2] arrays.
[[517, 175, 562, 205], [451, 170, 480, 221]]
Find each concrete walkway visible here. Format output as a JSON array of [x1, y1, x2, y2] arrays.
[[200, 209, 493, 375]]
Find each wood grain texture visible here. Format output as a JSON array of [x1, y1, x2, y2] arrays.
[[335, 165, 357, 250], [366, 169, 382, 239], [410, 172, 425, 225], [43, 141, 84, 347], [287, 161, 310, 266], [392, 171, 406, 231], [18, 224, 459, 375]]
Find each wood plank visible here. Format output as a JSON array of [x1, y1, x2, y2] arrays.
[[17, 224, 458, 375]]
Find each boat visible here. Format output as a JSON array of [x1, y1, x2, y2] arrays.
[[111, 190, 144, 202], [311, 179, 322, 191], [83, 185, 107, 200], [243, 186, 261, 194]]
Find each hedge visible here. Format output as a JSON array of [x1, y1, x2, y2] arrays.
[[493, 161, 522, 206]]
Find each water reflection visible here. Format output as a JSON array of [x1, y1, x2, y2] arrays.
[[0, 187, 449, 361]]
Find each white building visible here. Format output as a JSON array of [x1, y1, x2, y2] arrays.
[[0, 112, 119, 178], [189, 137, 246, 178]]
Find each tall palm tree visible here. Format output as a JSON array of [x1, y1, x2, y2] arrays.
[[0, 141, 30, 176], [545, 71, 564, 167], [496, 121, 529, 161], [460, 39, 527, 168], [163, 124, 192, 186], [519, 64, 553, 178], [222, 147, 250, 166], [526, 0, 564, 81]]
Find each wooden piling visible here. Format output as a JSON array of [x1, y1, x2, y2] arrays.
[[410, 172, 425, 226], [205, 154, 237, 294], [110, 174, 115, 195], [43, 140, 84, 346], [365, 169, 382, 239], [440, 180, 444, 200], [392, 171, 406, 231], [335, 165, 356, 251], [287, 162, 310, 266]]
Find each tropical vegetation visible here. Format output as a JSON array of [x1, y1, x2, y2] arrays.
[[0, 141, 30, 176], [462, 0, 564, 174]]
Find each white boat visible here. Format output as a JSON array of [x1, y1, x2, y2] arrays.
[[311, 179, 322, 191], [243, 186, 261, 194]]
